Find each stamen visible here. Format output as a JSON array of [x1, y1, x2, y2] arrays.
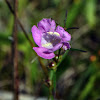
[[47, 32, 60, 36]]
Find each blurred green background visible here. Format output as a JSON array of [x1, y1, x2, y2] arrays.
[[0, 0, 100, 100]]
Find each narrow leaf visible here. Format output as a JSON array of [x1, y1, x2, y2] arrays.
[[70, 48, 87, 52]]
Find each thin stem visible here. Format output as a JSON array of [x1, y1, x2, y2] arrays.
[[5, 0, 14, 13], [49, 87, 54, 100], [57, 48, 61, 62], [49, 11, 69, 100], [64, 10, 67, 28], [5, 0, 34, 47], [5, 0, 48, 77], [66, 27, 79, 30], [49, 11, 69, 99], [12, 0, 19, 100], [48, 70, 55, 100]]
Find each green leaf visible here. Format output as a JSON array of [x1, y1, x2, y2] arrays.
[[66, 0, 86, 27], [85, 0, 97, 27], [68, 62, 97, 100], [78, 75, 96, 100], [49, 70, 54, 81], [56, 50, 70, 79], [70, 48, 87, 52], [53, 71, 56, 92], [49, 70, 56, 95]]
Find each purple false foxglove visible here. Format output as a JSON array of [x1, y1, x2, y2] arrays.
[[31, 18, 71, 59]]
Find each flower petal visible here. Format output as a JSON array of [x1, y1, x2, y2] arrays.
[[62, 42, 71, 50], [33, 47, 55, 59], [52, 43, 62, 51], [56, 26, 71, 42], [49, 19, 56, 31], [37, 18, 51, 32], [31, 25, 42, 46]]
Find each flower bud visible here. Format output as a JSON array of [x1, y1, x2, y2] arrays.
[[44, 79, 52, 87], [48, 62, 56, 69]]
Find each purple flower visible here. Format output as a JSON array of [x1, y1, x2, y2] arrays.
[[31, 18, 71, 59]]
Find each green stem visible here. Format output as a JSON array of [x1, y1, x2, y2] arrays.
[[49, 87, 54, 100], [48, 70, 55, 100]]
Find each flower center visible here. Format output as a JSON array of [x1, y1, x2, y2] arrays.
[[41, 31, 61, 49]]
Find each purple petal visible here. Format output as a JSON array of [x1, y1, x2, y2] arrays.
[[37, 18, 51, 32], [31, 25, 42, 46], [49, 19, 56, 31], [33, 47, 55, 59], [52, 43, 62, 51], [37, 18, 56, 32], [62, 42, 71, 50], [56, 26, 71, 42]]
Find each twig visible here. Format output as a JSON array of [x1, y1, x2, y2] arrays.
[[5, 0, 34, 47], [12, 0, 19, 100], [5, 0, 48, 77]]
